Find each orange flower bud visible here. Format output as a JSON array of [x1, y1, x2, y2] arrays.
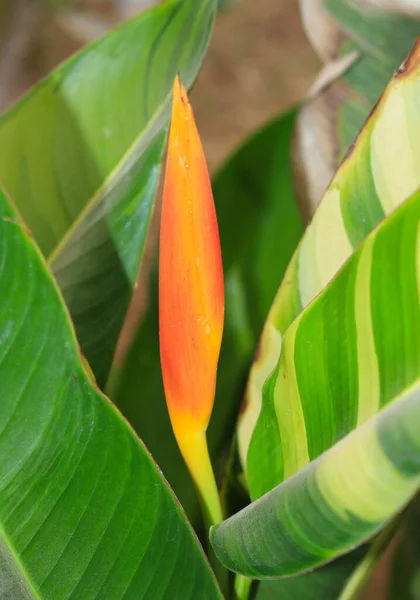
[[159, 75, 224, 525]]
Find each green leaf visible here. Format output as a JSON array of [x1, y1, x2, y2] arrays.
[[326, 0, 420, 151], [330, 2, 420, 157], [324, 0, 420, 61], [255, 550, 364, 600], [255, 516, 396, 600], [111, 111, 303, 521], [213, 109, 303, 341], [0, 0, 216, 385], [210, 110, 303, 457], [296, 0, 420, 220], [110, 276, 200, 523], [0, 184, 222, 598], [211, 188, 420, 578], [241, 39, 420, 496]]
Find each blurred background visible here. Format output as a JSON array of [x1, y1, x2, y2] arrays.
[[0, 0, 320, 171]]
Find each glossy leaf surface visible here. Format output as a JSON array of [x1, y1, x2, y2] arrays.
[[0, 0, 216, 384], [0, 184, 222, 599], [241, 40, 420, 497], [212, 190, 420, 577]]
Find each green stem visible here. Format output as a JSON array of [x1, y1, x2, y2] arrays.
[[177, 429, 227, 592], [198, 446, 228, 595], [234, 574, 252, 600], [179, 430, 222, 528]]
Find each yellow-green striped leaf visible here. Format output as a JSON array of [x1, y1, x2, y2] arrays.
[[239, 39, 420, 498], [211, 190, 420, 576]]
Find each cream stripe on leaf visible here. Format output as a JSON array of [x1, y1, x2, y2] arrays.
[[237, 252, 302, 472], [247, 319, 309, 500], [298, 221, 323, 311], [298, 188, 353, 310], [213, 190, 420, 577], [416, 222, 420, 307], [274, 320, 309, 483], [242, 41, 420, 490], [371, 79, 420, 216], [211, 383, 420, 578], [355, 235, 380, 424], [313, 189, 353, 289], [317, 387, 420, 525]]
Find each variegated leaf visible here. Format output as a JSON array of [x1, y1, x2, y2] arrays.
[[239, 39, 420, 498], [212, 187, 420, 577]]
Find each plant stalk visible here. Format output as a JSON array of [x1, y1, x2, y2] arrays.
[[234, 574, 252, 600], [176, 429, 228, 591]]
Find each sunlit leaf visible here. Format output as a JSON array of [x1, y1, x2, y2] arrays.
[[0, 183, 222, 599], [0, 0, 216, 385], [212, 190, 420, 577], [241, 40, 420, 498]]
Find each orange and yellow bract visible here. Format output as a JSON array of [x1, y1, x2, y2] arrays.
[[159, 75, 224, 525]]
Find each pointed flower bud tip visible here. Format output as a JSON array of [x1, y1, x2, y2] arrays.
[[159, 76, 224, 524]]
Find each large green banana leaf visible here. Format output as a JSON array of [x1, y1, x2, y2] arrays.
[[0, 0, 216, 386], [211, 110, 382, 600], [0, 183, 222, 598], [209, 111, 379, 600], [240, 39, 420, 499], [211, 189, 420, 577], [111, 111, 303, 521]]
